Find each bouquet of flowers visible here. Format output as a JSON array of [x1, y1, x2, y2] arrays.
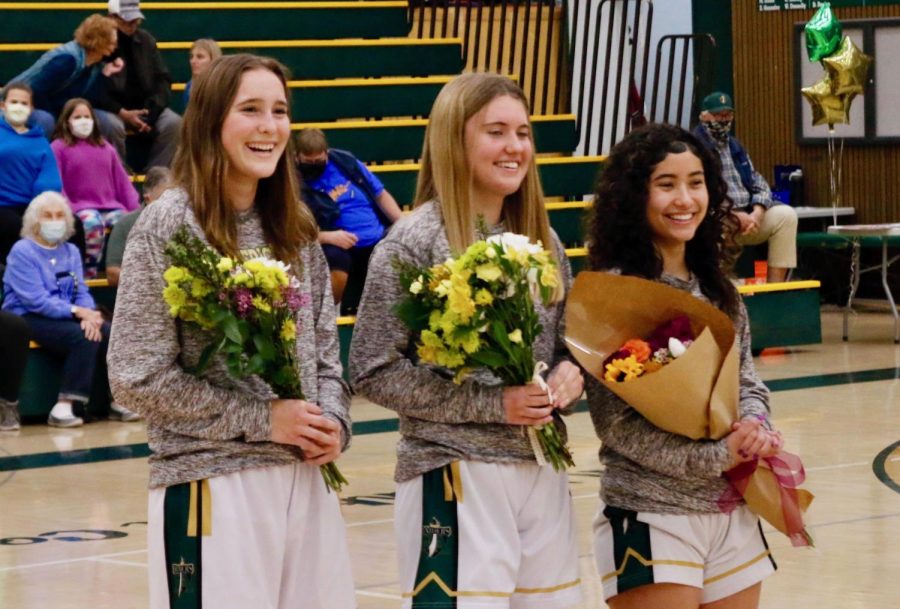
[[394, 232, 574, 471], [603, 316, 695, 382], [566, 272, 813, 546], [162, 227, 347, 492]]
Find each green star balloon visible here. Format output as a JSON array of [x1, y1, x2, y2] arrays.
[[823, 36, 873, 96], [804, 2, 842, 62]]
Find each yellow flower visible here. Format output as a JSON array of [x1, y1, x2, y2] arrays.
[[216, 257, 234, 272], [508, 329, 523, 344], [230, 272, 252, 287], [474, 289, 493, 305], [417, 329, 446, 365], [436, 348, 465, 369], [163, 266, 190, 284], [251, 295, 272, 313], [190, 278, 213, 298], [475, 263, 502, 283], [540, 264, 559, 288], [434, 279, 451, 298], [428, 309, 443, 332], [447, 275, 475, 322], [280, 319, 296, 342], [604, 355, 644, 382], [162, 284, 187, 316]]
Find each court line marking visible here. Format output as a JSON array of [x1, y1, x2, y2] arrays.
[[0, 549, 146, 572], [89, 557, 146, 568]]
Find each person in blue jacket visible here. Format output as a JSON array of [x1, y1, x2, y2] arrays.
[[295, 128, 403, 313], [0, 83, 64, 263], [2, 191, 138, 426], [11, 14, 122, 140]]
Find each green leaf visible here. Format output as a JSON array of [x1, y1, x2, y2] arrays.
[[247, 354, 266, 375], [253, 334, 277, 361], [183, 334, 226, 376], [222, 315, 242, 344], [469, 349, 507, 368], [490, 320, 511, 350]]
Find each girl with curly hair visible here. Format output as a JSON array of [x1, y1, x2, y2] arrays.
[[586, 123, 783, 609]]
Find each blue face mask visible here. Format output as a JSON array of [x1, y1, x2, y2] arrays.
[[39, 220, 67, 244]]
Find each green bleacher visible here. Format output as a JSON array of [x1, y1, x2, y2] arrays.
[[0, 2, 410, 42]]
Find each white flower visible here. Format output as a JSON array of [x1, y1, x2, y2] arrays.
[[508, 329, 523, 343], [668, 337, 687, 358], [410, 277, 423, 294]]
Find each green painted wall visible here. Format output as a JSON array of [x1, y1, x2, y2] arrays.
[[691, 0, 733, 97]]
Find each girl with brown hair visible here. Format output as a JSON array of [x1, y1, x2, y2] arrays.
[[108, 54, 355, 609]]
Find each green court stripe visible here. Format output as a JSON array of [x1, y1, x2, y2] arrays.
[[0, 443, 151, 471], [873, 439, 900, 495], [2, 366, 899, 473], [764, 367, 900, 392]]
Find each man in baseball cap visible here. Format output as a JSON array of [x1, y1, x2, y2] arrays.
[[693, 91, 798, 283], [108, 0, 144, 22], [101, 0, 181, 171]]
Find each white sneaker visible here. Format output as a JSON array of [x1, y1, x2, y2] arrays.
[[109, 403, 142, 422]]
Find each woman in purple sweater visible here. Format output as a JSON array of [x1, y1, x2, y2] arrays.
[[51, 98, 139, 278], [1, 191, 138, 426]]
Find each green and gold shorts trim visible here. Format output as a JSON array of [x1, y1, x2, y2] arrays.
[[163, 479, 212, 609]]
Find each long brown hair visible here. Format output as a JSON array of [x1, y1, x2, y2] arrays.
[[53, 98, 105, 146], [414, 73, 561, 299], [172, 53, 317, 262]]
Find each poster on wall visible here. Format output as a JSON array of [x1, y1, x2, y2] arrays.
[[760, 0, 900, 10]]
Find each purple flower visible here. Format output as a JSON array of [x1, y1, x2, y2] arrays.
[[282, 287, 311, 312], [235, 288, 253, 318]]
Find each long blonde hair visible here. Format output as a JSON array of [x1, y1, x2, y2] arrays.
[[414, 73, 561, 298], [172, 54, 317, 262]]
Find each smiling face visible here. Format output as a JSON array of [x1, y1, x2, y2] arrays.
[[189, 48, 213, 77], [220, 68, 291, 200], [645, 150, 709, 254], [464, 94, 533, 210]]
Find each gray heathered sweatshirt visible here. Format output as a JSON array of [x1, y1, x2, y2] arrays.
[[349, 201, 573, 483], [107, 189, 351, 489], [586, 272, 771, 514]]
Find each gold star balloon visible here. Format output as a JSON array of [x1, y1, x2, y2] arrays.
[[801, 76, 855, 127], [823, 36, 873, 95]]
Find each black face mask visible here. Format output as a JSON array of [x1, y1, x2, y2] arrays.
[[298, 161, 326, 181]]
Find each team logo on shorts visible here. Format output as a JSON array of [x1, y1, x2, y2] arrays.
[[171, 556, 196, 597], [423, 517, 453, 557]]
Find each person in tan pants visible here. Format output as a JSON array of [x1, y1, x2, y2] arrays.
[[693, 92, 798, 282]]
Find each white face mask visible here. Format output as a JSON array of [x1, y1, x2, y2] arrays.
[[70, 117, 94, 139], [3, 101, 31, 126], [40, 220, 67, 244]]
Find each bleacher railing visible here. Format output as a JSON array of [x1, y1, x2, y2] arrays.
[[408, 0, 663, 157], [407, 0, 569, 116]]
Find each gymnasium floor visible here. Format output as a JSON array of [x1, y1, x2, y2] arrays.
[[1, 309, 899, 609]]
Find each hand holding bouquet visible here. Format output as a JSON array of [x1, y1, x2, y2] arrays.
[[566, 272, 813, 546], [394, 232, 575, 471], [162, 227, 347, 492]]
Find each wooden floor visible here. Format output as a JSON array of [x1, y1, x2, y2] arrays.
[[1, 309, 899, 608]]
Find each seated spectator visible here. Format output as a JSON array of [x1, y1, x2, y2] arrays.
[[0, 83, 64, 263], [11, 14, 122, 140], [52, 98, 140, 278], [296, 127, 402, 312], [0, 309, 29, 431], [183, 38, 222, 107], [103, 0, 181, 171], [105, 165, 171, 286], [1, 191, 139, 426], [693, 92, 798, 283]]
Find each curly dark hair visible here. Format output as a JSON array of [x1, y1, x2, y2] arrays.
[[587, 122, 740, 318]]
